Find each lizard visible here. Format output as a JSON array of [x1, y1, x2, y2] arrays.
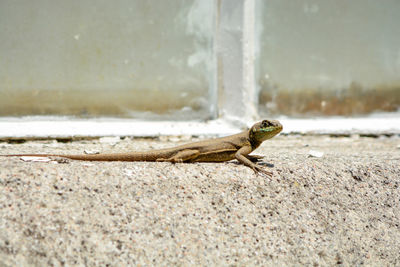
[[1, 119, 282, 176]]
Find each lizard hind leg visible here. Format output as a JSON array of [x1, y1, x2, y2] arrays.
[[156, 149, 200, 163]]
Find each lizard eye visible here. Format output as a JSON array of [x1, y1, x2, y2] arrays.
[[261, 120, 270, 128]]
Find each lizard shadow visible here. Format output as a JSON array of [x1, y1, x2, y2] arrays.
[[256, 162, 275, 168], [231, 161, 274, 168]]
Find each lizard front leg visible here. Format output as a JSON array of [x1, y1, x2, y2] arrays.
[[235, 146, 272, 176], [156, 149, 200, 163]]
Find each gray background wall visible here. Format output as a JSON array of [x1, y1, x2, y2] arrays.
[[0, 0, 399, 118], [257, 0, 400, 116]]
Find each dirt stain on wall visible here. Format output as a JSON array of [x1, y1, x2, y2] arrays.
[[259, 82, 400, 116]]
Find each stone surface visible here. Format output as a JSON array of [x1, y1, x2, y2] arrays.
[[0, 135, 399, 266]]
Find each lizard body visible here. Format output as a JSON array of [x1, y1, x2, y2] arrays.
[[1, 120, 282, 176]]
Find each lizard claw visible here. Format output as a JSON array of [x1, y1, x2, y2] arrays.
[[253, 166, 273, 177]]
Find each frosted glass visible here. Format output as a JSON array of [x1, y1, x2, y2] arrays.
[[0, 0, 215, 118]]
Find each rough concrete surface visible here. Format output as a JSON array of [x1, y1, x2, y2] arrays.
[[0, 135, 399, 266]]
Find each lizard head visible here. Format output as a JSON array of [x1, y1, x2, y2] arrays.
[[249, 119, 283, 141]]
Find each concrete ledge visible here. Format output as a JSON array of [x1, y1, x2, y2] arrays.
[[0, 116, 399, 139]]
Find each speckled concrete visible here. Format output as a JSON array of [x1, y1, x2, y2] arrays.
[[0, 135, 399, 266]]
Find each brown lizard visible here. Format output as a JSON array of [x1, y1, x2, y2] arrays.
[[1, 120, 282, 176]]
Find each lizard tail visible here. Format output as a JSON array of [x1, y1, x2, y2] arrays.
[[1, 152, 167, 162], [61, 153, 158, 161]]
